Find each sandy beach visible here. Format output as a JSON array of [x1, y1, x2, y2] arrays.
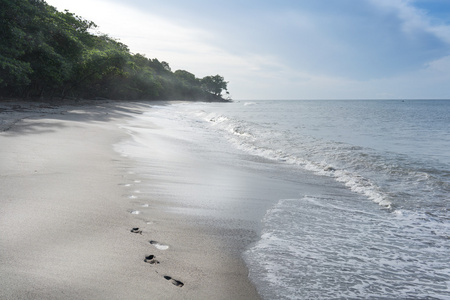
[[0, 100, 260, 300]]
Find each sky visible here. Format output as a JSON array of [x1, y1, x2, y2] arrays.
[[47, 0, 450, 100]]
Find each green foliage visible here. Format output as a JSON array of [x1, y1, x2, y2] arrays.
[[201, 75, 228, 97], [0, 0, 229, 101], [0, 0, 38, 88], [175, 70, 198, 86]]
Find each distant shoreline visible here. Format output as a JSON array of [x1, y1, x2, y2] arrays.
[[0, 97, 230, 132]]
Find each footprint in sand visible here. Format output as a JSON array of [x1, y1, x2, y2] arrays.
[[144, 255, 160, 264], [149, 240, 169, 250], [130, 227, 142, 234], [164, 276, 184, 287]]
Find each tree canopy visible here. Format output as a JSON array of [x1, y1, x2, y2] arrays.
[[201, 75, 229, 97], [0, 0, 229, 101]]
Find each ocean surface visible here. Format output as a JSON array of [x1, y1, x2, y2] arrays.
[[119, 100, 449, 299]]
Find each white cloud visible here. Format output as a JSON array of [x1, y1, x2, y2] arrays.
[[48, 0, 212, 61], [370, 0, 450, 42]]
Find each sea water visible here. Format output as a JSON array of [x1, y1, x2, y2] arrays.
[[121, 100, 449, 299]]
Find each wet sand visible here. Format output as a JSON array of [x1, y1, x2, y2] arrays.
[[0, 101, 260, 300]]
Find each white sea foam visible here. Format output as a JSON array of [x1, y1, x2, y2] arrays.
[[245, 195, 450, 299], [206, 113, 229, 124], [204, 112, 393, 208]]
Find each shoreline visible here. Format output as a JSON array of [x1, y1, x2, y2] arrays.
[[0, 101, 260, 299]]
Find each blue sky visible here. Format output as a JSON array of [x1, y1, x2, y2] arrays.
[[48, 0, 450, 99]]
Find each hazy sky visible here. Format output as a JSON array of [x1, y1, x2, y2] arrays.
[[47, 0, 450, 100]]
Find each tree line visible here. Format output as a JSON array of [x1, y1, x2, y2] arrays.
[[0, 0, 229, 101]]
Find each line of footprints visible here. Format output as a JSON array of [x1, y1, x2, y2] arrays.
[[131, 227, 184, 288]]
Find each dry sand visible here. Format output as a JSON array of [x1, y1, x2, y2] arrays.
[[0, 100, 260, 300]]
